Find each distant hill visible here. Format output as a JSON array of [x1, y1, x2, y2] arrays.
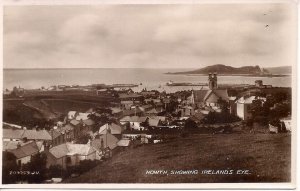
[[265, 66, 292, 75], [170, 64, 266, 75]]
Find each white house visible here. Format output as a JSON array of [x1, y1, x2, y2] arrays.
[[45, 142, 99, 169], [280, 116, 292, 131], [119, 116, 148, 130], [236, 96, 266, 120]]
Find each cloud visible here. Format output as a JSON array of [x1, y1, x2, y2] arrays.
[[3, 3, 296, 69]]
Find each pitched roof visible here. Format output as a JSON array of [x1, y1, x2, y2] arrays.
[[3, 129, 25, 139], [146, 108, 159, 114], [91, 134, 119, 151], [3, 140, 33, 151], [49, 144, 69, 158], [22, 130, 52, 141], [83, 119, 95, 126], [122, 108, 143, 116], [49, 143, 96, 158], [205, 92, 221, 103], [117, 139, 131, 147], [120, 116, 148, 123], [194, 90, 209, 103], [148, 118, 160, 127], [139, 105, 153, 111], [213, 89, 229, 101], [9, 141, 39, 159], [149, 116, 166, 122], [67, 143, 96, 156], [110, 107, 122, 114], [194, 89, 229, 103], [49, 129, 62, 139], [70, 119, 80, 126], [99, 123, 123, 135]]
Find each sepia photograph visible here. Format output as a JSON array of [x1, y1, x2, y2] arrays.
[[1, 1, 297, 189]]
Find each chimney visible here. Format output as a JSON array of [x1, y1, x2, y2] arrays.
[[17, 142, 21, 149]]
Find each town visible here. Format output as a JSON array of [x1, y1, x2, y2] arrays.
[[3, 73, 291, 183]]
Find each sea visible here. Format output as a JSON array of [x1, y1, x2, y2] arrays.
[[3, 68, 291, 93]]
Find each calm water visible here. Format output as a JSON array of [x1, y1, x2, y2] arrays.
[[4, 68, 291, 93]]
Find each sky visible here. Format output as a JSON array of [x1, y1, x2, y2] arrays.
[[3, 4, 297, 69]]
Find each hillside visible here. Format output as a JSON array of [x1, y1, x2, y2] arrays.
[[265, 66, 292, 75], [170, 64, 265, 75], [65, 133, 291, 183]]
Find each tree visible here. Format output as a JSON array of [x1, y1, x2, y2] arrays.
[[184, 119, 198, 129], [2, 151, 19, 184], [76, 134, 92, 144], [22, 153, 48, 183], [48, 165, 65, 179], [217, 98, 229, 113]]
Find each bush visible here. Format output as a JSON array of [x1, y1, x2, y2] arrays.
[[47, 165, 66, 179]]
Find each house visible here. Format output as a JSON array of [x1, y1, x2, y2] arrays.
[[49, 129, 65, 146], [3, 129, 25, 141], [280, 116, 292, 131], [82, 119, 95, 132], [8, 141, 42, 167], [148, 117, 161, 128], [68, 111, 77, 120], [145, 108, 159, 116], [98, 123, 123, 137], [122, 107, 144, 117], [189, 73, 229, 110], [179, 106, 195, 117], [236, 96, 266, 120], [138, 105, 153, 112], [91, 133, 119, 158], [3, 128, 52, 142], [22, 129, 52, 141], [192, 89, 229, 108], [110, 107, 123, 118], [120, 116, 148, 130], [92, 133, 119, 151], [44, 142, 99, 169], [120, 100, 135, 110]]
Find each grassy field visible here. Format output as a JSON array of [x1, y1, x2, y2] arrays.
[[65, 133, 291, 183]]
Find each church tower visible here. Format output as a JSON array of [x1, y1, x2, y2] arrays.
[[208, 72, 218, 90]]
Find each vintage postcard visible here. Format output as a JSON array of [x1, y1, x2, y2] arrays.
[[1, 0, 297, 189]]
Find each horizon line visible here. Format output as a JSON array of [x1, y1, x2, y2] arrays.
[[3, 65, 292, 70]]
